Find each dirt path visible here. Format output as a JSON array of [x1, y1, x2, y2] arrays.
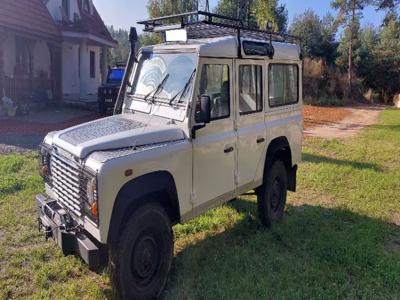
[[304, 105, 384, 139], [0, 108, 99, 154]]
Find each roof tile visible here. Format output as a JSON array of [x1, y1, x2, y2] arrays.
[[0, 0, 61, 41]]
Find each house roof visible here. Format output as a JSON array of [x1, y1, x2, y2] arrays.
[[60, 0, 117, 47], [0, 0, 61, 41]]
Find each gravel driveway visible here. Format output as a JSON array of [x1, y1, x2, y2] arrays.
[[304, 104, 384, 139], [0, 107, 100, 154]]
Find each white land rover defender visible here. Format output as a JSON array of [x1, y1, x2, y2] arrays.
[[36, 11, 303, 299]]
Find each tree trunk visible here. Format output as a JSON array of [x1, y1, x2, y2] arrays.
[[348, 0, 356, 98]]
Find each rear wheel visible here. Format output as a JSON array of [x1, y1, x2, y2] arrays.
[[110, 203, 173, 300], [257, 160, 288, 227]]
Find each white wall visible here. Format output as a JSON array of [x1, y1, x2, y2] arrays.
[[85, 45, 102, 95], [62, 41, 102, 99], [33, 41, 51, 77], [62, 42, 80, 96]]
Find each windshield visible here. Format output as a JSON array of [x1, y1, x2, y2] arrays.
[[107, 68, 124, 83], [129, 52, 197, 103]]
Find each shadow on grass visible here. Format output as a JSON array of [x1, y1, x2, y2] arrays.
[[302, 153, 383, 172], [164, 200, 399, 299], [370, 124, 400, 132]]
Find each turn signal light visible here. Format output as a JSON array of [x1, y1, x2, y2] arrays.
[[91, 201, 98, 217]]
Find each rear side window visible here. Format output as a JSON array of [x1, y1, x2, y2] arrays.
[[268, 64, 299, 107], [239, 65, 263, 115], [200, 64, 230, 120]]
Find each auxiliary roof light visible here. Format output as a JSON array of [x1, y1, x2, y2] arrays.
[[165, 29, 188, 43]]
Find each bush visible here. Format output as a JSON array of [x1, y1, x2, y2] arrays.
[[303, 58, 349, 106], [304, 97, 344, 106]]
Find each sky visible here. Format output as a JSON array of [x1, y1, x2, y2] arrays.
[[93, 0, 389, 35]]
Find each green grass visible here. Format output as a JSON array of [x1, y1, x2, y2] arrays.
[[0, 109, 399, 299]]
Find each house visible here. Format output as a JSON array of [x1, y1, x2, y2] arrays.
[[0, 0, 117, 108], [0, 0, 63, 107], [45, 0, 117, 103]]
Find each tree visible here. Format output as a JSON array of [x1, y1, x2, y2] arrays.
[[147, 0, 197, 18], [374, 0, 399, 10], [139, 0, 198, 47], [357, 25, 378, 89], [321, 13, 339, 64], [331, 0, 373, 94], [289, 10, 338, 64], [107, 26, 130, 66], [251, 0, 288, 32], [214, 0, 257, 27], [289, 10, 337, 63], [214, 0, 287, 32], [373, 13, 400, 102], [336, 17, 361, 72]]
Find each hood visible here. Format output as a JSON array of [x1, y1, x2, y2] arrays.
[[51, 114, 185, 159]]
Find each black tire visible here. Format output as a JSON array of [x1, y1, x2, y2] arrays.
[[257, 160, 288, 227], [110, 204, 173, 300]]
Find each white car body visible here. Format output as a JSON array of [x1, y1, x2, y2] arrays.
[[39, 35, 303, 248]]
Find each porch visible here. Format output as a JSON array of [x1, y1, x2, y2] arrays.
[[0, 31, 62, 112]]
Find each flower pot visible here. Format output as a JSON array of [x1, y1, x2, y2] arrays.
[[7, 106, 18, 117]]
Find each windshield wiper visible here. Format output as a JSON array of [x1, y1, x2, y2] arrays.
[[144, 73, 170, 103], [169, 69, 196, 106]]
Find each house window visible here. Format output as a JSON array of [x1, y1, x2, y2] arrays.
[[83, 0, 91, 13], [62, 0, 70, 18], [239, 65, 263, 115], [90, 51, 95, 78]]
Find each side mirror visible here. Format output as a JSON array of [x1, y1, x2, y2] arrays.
[[195, 95, 211, 124]]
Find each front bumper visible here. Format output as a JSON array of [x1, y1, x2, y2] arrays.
[[36, 194, 105, 269]]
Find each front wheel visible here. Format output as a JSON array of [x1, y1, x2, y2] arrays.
[[257, 160, 288, 227], [110, 204, 173, 300]]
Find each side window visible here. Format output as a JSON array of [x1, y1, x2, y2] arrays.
[[268, 64, 299, 107], [239, 65, 263, 115], [90, 51, 96, 78], [200, 64, 230, 120]]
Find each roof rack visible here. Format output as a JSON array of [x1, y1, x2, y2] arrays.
[[137, 11, 300, 46]]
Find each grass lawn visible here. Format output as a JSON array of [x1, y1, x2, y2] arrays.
[[0, 109, 399, 299]]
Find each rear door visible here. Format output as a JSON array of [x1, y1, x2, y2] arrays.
[[235, 60, 267, 190]]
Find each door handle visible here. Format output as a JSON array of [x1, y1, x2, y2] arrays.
[[224, 146, 234, 153], [257, 138, 266, 144]]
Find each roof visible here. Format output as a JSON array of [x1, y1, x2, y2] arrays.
[[145, 36, 301, 60], [60, 0, 116, 47], [0, 0, 61, 41]]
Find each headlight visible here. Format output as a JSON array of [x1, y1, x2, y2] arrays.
[[86, 177, 97, 205], [39, 144, 51, 179], [84, 175, 99, 221]]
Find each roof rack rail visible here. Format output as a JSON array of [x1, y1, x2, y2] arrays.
[[137, 11, 300, 46]]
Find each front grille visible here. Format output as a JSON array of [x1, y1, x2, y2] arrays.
[[50, 153, 88, 217]]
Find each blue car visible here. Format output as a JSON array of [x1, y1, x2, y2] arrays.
[[98, 65, 125, 116]]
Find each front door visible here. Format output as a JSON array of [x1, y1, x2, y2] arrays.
[[235, 60, 266, 189], [192, 58, 236, 207]]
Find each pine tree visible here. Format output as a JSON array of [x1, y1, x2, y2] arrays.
[[331, 0, 373, 95]]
